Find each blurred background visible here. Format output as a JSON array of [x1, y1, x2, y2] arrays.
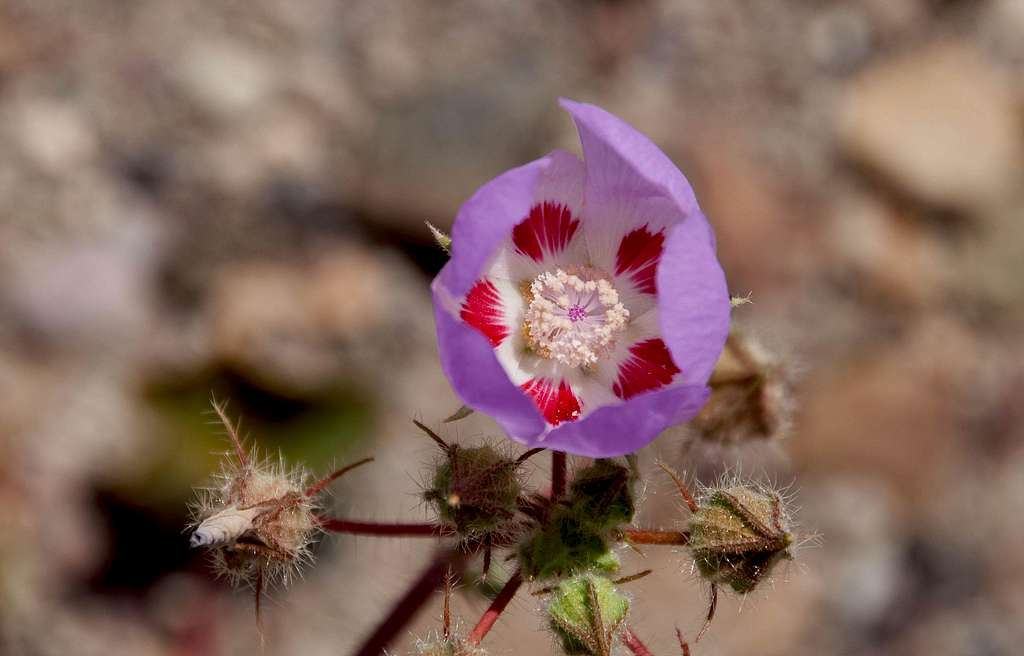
[[1, 1, 1023, 654]]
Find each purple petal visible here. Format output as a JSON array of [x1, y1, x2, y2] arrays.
[[657, 208, 730, 387], [438, 158, 548, 298], [559, 99, 699, 214], [432, 283, 545, 439], [535, 384, 711, 457]]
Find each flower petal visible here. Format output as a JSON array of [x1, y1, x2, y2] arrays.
[[611, 338, 681, 399], [512, 201, 581, 262], [487, 149, 587, 282], [433, 282, 545, 439], [438, 157, 550, 298], [537, 384, 712, 457], [656, 208, 730, 387], [460, 279, 511, 347], [521, 378, 581, 425], [615, 225, 665, 295], [560, 99, 700, 272]]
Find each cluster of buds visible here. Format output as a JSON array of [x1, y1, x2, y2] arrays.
[[183, 99, 814, 656], [519, 459, 636, 580]]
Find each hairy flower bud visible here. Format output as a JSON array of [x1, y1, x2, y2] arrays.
[[547, 573, 630, 656], [568, 459, 636, 533], [687, 483, 794, 593], [518, 459, 635, 580], [518, 506, 620, 580], [424, 443, 521, 537]]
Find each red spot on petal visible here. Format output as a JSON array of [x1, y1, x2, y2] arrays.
[[512, 202, 580, 262], [613, 339, 680, 400], [615, 226, 665, 295], [521, 378, 581, 425], [461, 279, 509, 347]]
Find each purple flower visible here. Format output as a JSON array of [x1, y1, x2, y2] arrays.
[[431, 100, 730, 457]]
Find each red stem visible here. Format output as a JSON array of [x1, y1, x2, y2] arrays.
[[622, 626, 655, 656], [466, 569, 524, 646], [551, 451, 567, 499], [621, 528, 690, 545], [352, 546, 465, 656], [319, 518, 451, 537]]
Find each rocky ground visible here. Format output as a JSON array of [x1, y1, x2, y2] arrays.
[[1, 1, 1022, 655]]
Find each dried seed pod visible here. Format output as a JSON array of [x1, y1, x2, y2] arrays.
[[189, 401, 371, 590], [687, 483, 794, 593], [690, 330, 793, 446], [547, 573, 630, 656]]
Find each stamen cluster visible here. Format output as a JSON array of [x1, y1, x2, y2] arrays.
[[523, 266, 629, 368]]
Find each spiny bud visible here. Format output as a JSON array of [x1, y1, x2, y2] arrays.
[[687, 482, 794, 593], [568, 459, 636, 533], [690, 330, 792, 446], [547, 573, 630, 656], [518, 506, 619, 580], [424, 441, 522, 537]]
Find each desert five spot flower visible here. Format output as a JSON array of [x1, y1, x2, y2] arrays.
[[431, 100, 730, 457]]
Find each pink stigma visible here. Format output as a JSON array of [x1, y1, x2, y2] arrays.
[[568, 305, 587, 322]]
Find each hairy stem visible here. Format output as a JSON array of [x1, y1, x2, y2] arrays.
[[621, 528, 691, 546], [466, 568, 524, 646], [551, 451, 567, 499], [352, 546, 466, 656], [319, 518, 451, 537]]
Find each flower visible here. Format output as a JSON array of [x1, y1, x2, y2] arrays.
[[431, 100, 730, 457]]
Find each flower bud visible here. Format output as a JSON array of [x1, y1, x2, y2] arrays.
[[424, 444, 521, 537], [687, 483, 794, 593], [568, 459, 636, 533], [547, 573, 629, 656], [518, 507, 619, 580]]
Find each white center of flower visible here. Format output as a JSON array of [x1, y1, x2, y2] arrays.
[[523, 266, 629, 368]]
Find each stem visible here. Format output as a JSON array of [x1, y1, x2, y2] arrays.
[[622, 626, 655, 656], [319, 518, 451, 537], [466, 569, 523, 646], [551, 451, 567, 499], [621, 528, 690, 546], [353, 546, 465, 656]]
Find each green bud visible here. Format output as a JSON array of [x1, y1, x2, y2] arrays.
[[425, 445, 520, 536], [547, 573, 629, 656], [687, 484, 794, 593], [518, 507, 619, 580], [568, 459, 636, 533]]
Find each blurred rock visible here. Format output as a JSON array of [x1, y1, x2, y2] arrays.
[[829, 188, 952, 307], [207, 243, 433, 395], [175, 37, 279, 118], [793, 316, 980, 502], [838, 42, 1023, 213]]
